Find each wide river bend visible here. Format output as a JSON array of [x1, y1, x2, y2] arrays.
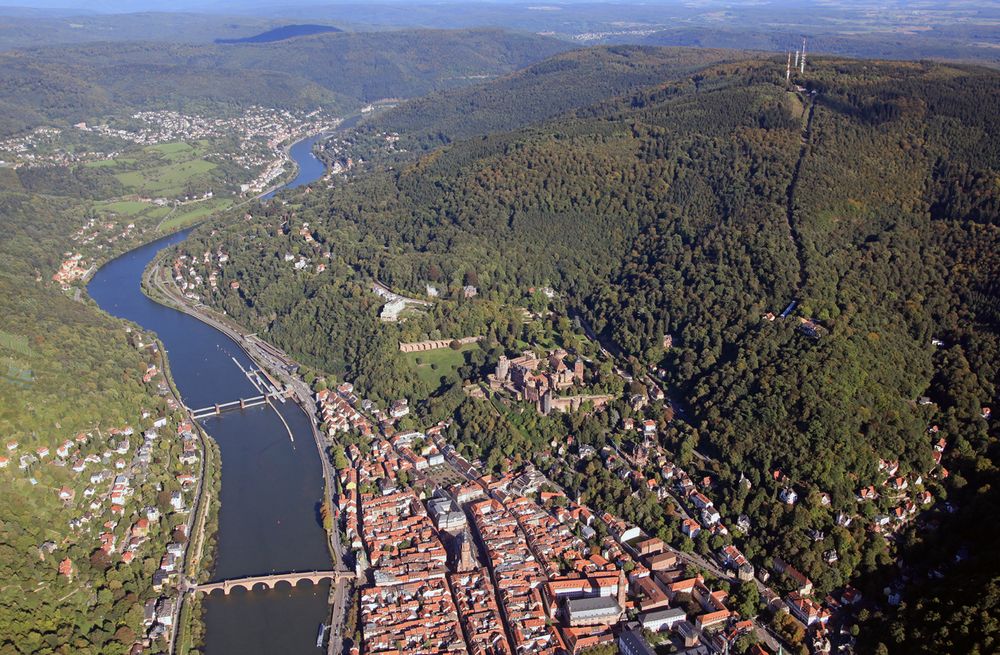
[[88, 133, 332, 654]]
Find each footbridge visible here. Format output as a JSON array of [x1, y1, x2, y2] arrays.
[[191, 570, 355, 595]]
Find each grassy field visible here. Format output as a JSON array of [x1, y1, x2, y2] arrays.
[[82, 159, 122, 169], [158, 197, 232, 232], [76, 140, 221, 198], [116, 158, 217, 196], [81, 138, 237, 237], [404, 344, 474, 389], [97, 200, 152, 216]]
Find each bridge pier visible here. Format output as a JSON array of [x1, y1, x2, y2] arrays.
[[240, 398, 246, 409], [215, 404, 221, 415]]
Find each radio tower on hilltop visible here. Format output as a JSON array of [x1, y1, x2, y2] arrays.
[[800, 38, 807, 73], [786, 50, 792, 82]]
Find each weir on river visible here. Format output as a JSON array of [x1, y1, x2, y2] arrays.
[[87, 134, 332, 655]]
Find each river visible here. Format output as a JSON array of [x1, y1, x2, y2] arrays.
[[88, 136, 332, 654], [262, 133, 328, 200]]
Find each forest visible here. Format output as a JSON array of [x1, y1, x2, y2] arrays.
[[183, 51, 1000, 653], [0, 28, 570, 138], [364, 45, 743, 148], [0, 31, 596, 653], [0, 190, 195, 654]]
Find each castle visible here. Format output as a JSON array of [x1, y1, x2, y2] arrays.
[[489, 349, 597, 415]]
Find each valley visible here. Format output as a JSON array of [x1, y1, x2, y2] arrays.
[[0, 8, 997, 655]]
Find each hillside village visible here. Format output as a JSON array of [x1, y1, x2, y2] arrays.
[[316, 375, 818, 655], [163, 197, 972, 654], [304, 305, 960, 655], [0, 327, 209, 654], [0, 107, 336, 175]]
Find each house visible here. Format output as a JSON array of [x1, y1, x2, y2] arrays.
[[858, 486, 878, 501], [780, 488, 798, 505], [775, 559, 813, 595], [389, 399, 409, 418], [132, 518, 150, 538], [681, 518, 701, 539], [156, 598, 175, 626], [58, 558, 73, 579], [58, 486, 75, 502], [786, 592, 830, 625], [640, 607, 686, 632], [691, 492, 713, 510], [696, 609, 731, 630]]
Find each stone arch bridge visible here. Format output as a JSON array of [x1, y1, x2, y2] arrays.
[[191, 570, 355, 596]]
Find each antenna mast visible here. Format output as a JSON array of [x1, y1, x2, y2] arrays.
[[800, 38, 807, 73], [786, 51, 791, 83]]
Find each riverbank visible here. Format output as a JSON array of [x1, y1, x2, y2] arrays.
[[144, 330, 223, 655], [142, 253, 344, 555], [83, 123, 340, 654], [142, 250, 355, 654], [78, 127, 333, 294]]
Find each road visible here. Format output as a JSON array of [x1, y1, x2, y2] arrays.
[[150, 337, 212, 655], [147, 261, 352, 654]]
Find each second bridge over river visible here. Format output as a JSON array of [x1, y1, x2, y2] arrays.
[[186, 389, 291, 419], [190, 570, 357, 596]]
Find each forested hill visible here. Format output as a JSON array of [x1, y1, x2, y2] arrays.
[[184, 53, 999, 652], [0, 29, 572, 137], [363, 45, 744, 147]]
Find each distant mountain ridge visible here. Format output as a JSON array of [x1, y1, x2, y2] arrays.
[[0, 28, 572, 137], [215, 23, 341, 44]]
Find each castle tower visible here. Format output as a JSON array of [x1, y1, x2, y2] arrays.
[[496, 355, 510, 382], [573, 359, 584, 384], [540, 390, 553, 416]]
